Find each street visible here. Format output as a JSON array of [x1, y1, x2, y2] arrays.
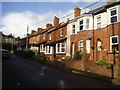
[[2, 54, 118, 88]]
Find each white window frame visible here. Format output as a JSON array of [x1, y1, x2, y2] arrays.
[[110, 8, 117, 23], [86, 19, 89, 30], [110, 35, 118, 53], [49, 33, 52, 40], [86, 40, 90, 53], [40, 44, 45, 53], [60, 29, 64, 37], [97, 40, 102, 51], [72, 25, 75, 34], [43, 34, 45, 40], [45, 46, 52, 54], [56, 42, 66, 54], [79, 20, 83, 31], [97, 16, 101, 29], [78, 40, 84, 52]]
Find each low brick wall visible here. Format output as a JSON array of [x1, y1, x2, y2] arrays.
[[61, 60, 84, 70], [61, 60, 113, 78], [83, 60, 112, 77]]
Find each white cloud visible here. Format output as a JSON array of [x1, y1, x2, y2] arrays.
[[1, 9, 74, 38], [1, 7, 90, 38]]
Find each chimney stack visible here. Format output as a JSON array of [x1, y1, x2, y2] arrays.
[[107, 0, 119, 4], [74, 7, 81, 18], [31, 30, 36, 34], [54, 16, 59, 27], [37, 28, 43, 32], [46, 23, 53, 29]]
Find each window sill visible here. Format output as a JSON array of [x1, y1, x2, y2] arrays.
[[56, 52, 66, 55], [45, 53, 53, 55], [109, 52, 119, 54]]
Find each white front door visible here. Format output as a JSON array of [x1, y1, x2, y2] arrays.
[[86, 40, 90, 54]]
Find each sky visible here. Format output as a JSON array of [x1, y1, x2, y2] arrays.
[[0, 0, 107, 38]]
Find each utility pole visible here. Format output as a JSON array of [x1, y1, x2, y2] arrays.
[[26, 25, 29, 51]]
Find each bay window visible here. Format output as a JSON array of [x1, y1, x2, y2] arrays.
[[45, 46, 52, 54], [56, 42, 66, 53]]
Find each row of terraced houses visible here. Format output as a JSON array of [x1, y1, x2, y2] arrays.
[[19, 1, 120, 63]]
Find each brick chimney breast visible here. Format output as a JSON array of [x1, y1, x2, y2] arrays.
[[54, 16, 59, 27], [74, 7, 81, 18]]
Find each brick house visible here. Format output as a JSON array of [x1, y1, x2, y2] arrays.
[[44, 16, 68, 60], [27, 1, 120, 62], [67, 2, 120, 63]]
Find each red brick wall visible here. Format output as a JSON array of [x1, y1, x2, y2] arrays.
[[70, 23, 120, 62]]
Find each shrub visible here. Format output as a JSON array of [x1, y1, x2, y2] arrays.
[[65, 56, 72, 60], [106, 63, 113, 69], [73, 51, 82, 60], [33, 55, 50, 64], [96, 59, 107, 66]]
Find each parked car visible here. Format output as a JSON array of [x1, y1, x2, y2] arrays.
[[2, 49, 9, 58]]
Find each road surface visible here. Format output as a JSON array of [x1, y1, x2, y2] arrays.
[[2, 54, 118, 88]]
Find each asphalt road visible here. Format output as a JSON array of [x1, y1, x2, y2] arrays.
[[2, 54, 118, 88]]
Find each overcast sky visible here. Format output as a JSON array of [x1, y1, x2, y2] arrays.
[[0, 0, 107, 38]]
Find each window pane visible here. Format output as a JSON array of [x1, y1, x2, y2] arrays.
[[112, 37, 117, 43], [80, 20, 83, 25], [80, 41, 83, 47], [97, 17, 101, 22], [61, 48, 65, 52], [58, 43, 60, 52], [97, 23, 101, 28], [61, 43, 65, 47], [112, 44, 118, 51], [111, 16, 117, 23], [72, 29, 75, 34], [111, 10, 116, 16], [73, 25, 75, 28], [49, 46, 50, 53], [86, 19, 89, 23], [80, 47, 84, 52], [80, 26, 83, 30]]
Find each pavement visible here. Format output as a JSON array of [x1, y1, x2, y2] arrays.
[[2, 54, 119, 88]]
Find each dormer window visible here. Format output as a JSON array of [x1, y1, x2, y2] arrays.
[[79, 20, 83, 31], [110, 9, 117, 23], [60, 29, 64, 37], [72, 25, 75, 34]]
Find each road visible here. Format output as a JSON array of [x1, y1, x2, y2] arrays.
[[2, 54, 118, 88]]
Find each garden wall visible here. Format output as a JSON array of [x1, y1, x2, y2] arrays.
[[61, 60, 118, 78]]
